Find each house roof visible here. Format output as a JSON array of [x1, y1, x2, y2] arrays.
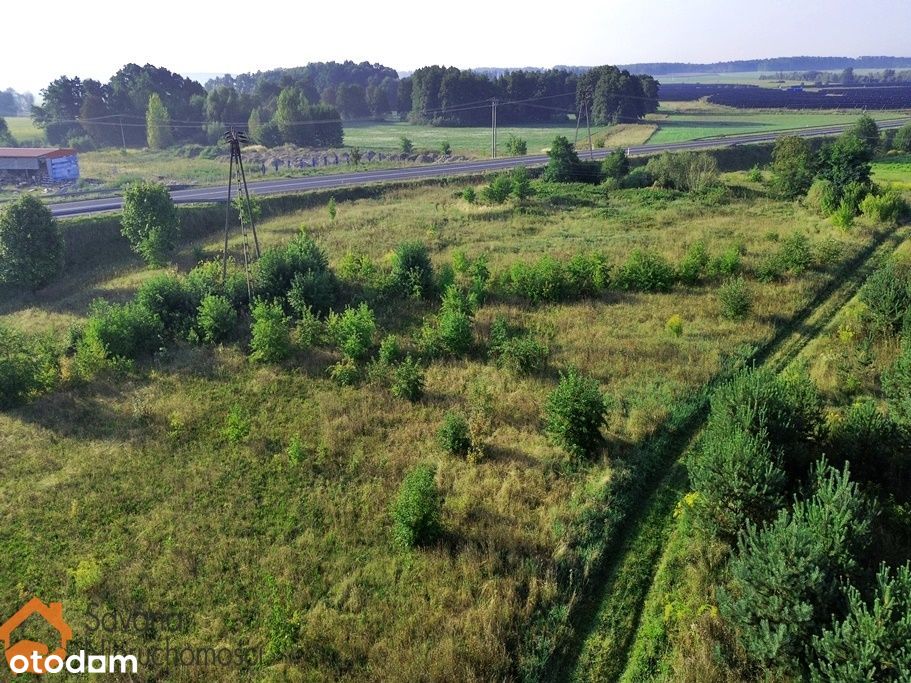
[[0, 148, 77, 160]]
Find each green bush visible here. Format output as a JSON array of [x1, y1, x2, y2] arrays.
[[825, 399, 907, 487], [832, 201, 856, 229], [195, 294, 236, 344], [378, 334, 400, 365], [645, 151, 719, 192], [778, 232, 814, 275], [135, 273, 195, 339], [121, 181, 180, 266], [706, 246, 742, 279], [677, 240, 709, 285], [806, 178, 840, 217], [488, 316, 548, 374], [770, 136, 814, 199], [461, 187, 477, 204], [707, 367, 822, 471], [223, 404, 251, 443], [665, 314, 684, 337], [601, 149, 630, 181], [615, 249, 676, 293], [882, 343, 911, 426], [327, 303, 376, 361], [391, 241, 434, 299], [0, 195, 63, 289], [545, 367, 606, 459], [756, 254, 786, 283], [287, 268, 336, 318], [0, 325, 58, 409], [566, 251, 611, 295], [504, 134, 527, 156], [438, 412, 471, 456], [718, 276, 751, 319], [689, 419, 786, 541], [255, 232, 332, 306], [859, 258, 911, 333], [622, 167, 652, 189], [501, 256, 570, 304], [719, 462, 872, 677], [810, 563, 911, 682], [186, 258, 249, 309], [511, 166, 533, 201], [543, 135, 581, 183], [860, 191, 908, 225], [249, 299, 292, 363], [391, 463, 442, 549], [894, 123, 911, 152], [392, 355, 425, 402], [79, 299, 163, 362], [494, 335, 548, 375], [481, 173, 513, 204], [429, 285, 475, 357], [329, 357, 360, 386]]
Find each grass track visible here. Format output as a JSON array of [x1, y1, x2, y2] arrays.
[[561, 221, 911, 682]]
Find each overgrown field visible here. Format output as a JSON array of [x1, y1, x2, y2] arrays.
[[0, 173, 899, 681], [619, 237, 911, 682]]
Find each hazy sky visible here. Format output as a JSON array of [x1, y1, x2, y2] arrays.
[[3, 0, 910, 94]]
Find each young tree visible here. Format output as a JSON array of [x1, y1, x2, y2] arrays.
[[247, 107, 263, 143], [545, 367, 606, 458], [770, 136, 815, 199], [121, 181, 180, 266], [688, 420, 785, 541], [601, 148, 630, 181], [543, 135, 581, 182], [811, 563, 911, 681], [0, 116, 14, 146], [0, 195, 63, 289], [145, 93, 173, 149], [846, 114, 881, 157], [504, 134, 527, 156], [894, 122, 911, 152], [719, 462, 872, 677], [391, 463, 443, 548]]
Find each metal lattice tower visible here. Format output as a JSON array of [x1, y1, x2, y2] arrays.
[[221, 128, 261, 301]]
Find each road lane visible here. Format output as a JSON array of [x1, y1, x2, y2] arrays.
[[44, 117, 911, 218]]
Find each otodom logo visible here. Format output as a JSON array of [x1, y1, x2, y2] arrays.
[[0, 598, 73, 675]]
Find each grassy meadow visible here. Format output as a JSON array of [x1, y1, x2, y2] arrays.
[[0, 170, 900, 680], [647, 108, 907, 145], [3, 115, 45, 145], [617, 236, 911, 683]]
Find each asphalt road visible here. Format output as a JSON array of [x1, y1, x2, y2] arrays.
[[47, 117, 911, 218]]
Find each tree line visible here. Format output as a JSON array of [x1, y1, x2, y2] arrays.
[[0, 88, 33, 117], [27, 61, 659, 150], [408, 65, 658, 126]]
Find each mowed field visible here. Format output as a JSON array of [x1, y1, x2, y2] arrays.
[[647, 108, 908, 144], [4, 115, 45, 145], [343, 121, 657, 155], [0, 170, 899, 680]]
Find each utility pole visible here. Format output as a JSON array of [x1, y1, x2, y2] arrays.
[[221, 128, 261, 300], [574, 103, 582, 146], [585, 101, 593, 160], [491, 98, 498, 158], [119, 115, 126, 150]]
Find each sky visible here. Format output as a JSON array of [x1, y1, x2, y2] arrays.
[[2, 0, 910, 95]]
